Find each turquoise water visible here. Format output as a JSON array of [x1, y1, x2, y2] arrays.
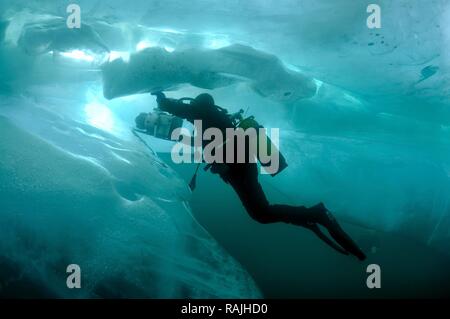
[[1, 0, 450, 298]]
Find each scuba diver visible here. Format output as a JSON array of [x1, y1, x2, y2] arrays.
[[145, 92, 366, 261]]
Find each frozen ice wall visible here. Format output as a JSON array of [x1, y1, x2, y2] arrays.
[[0, 99, 261, 298]]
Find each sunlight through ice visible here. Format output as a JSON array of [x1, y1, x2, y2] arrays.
[[60, 50, 95, 62], [84, 101, 114, 132]]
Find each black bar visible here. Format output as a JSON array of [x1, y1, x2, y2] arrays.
[[0, 299, 446, 317]]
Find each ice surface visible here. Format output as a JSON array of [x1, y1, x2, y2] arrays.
[[17, 16, 110, 55], [1, 0, 450, 296], [102, 44, 317, 103]]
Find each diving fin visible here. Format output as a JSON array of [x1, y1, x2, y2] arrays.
[[305, 223, 350, 256], [320, 210, 367, 261]]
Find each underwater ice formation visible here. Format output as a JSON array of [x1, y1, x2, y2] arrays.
[[101, 44, 317, 104], [17, 17, 110, 55], [0, 95, 261, 298]]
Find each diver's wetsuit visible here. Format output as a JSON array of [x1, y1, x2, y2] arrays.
[[158, 95, 366, 260], [223, 162, 320, 225]]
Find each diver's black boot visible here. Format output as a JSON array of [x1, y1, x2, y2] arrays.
[[311, 203, 367, 261]]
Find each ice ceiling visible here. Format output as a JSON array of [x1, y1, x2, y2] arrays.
[[1, 0, 450, 135]]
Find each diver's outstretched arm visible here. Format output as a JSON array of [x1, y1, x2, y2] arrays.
[[152, 92, 200, 120]]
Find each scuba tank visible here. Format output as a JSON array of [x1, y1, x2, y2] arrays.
[[236, 115, 288, 177]]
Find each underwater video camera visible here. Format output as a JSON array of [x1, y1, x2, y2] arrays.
[[135, 109, 183, 140]]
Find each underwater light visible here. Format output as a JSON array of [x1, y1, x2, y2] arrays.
[[84, 101, 114, 132], [60, 50, 95, 62]]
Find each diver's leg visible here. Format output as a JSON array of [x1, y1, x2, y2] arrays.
[[226, 164, 278, 224], [269, 203, 329, 226], [270, 202, 366, 260], [226, 163, 318, 225], [272, 202, 366, 260], [225, 164, 346, 226], [225, 164, 366, 260]]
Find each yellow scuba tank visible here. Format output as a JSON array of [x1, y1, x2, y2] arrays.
[[238, 116, 288, 177]]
